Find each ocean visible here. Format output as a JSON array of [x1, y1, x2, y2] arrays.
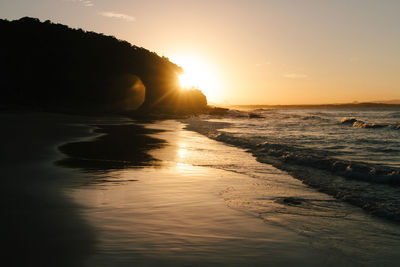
[[185, 108, 400, 222]]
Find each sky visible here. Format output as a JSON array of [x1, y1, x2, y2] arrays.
[[1, 0, 399, 104]]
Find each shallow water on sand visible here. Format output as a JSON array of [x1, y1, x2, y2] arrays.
[[67, 120, 400, 266]]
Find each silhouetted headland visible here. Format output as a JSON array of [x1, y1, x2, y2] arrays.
[[0, 17, 207, 116]]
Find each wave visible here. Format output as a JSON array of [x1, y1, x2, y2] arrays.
[[352, 121, 386, 129], [227, 109, 249, 118], [218, 109, 265, 119], [341, 117, 398, 129], [301, 115, 331, 122], [226, 109, 332, 121], [185, 118, 400, 222], [188, 118, 400, 185], [389, 111, 400, 118], [340, 117, 358, 124], [230, 137, 399, 185]]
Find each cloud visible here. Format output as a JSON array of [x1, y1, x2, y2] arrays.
[[283, 73, 308, 79], [81, 0, 94, 7], [99, 12, 136, 22], [66, 0, 94, 7]]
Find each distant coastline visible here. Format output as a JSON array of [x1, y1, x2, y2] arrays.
[[229, 102, 400, 110]]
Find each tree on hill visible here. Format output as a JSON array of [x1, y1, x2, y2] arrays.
[[0, 17, 207, 114]]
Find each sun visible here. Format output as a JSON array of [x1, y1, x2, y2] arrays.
[[172, 54, 222, 103]]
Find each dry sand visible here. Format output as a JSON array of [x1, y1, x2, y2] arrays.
[[0, 112, 97, 267]]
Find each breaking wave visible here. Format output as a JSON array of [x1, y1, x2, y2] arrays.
[[341, 117, 399, 129], [185, 116, 400, 223]]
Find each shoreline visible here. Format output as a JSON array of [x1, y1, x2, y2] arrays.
[[67, 120, 334, 266], [67, 119, 400, 266], [4, 111, 400, 266]]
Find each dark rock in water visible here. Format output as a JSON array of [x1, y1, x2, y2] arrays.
[[369, 124, 386, 129], [282, 197, 303, 205], [248, 112, 264, 119], [209, 107, 229, 116]]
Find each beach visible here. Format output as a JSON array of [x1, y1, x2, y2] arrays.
[[2, 2, 400, 266], [3, 112, 400, 266], [0, 112, 97, 267]]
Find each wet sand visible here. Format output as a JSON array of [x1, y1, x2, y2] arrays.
[[58, 123, 166, 171], [4, 113, 400, 266], [64, 120, 329, 266]]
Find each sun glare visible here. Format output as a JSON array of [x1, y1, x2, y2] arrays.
[[172, 54, 222, 103]]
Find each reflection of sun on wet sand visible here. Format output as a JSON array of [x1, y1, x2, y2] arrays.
[[63, 119, 400, 266], [1, 113, 318, 265], [4, 113, 400, 266], [66, 120, 328, 266]]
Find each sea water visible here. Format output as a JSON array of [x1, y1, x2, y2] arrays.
[[185, 108, 400, 222]]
